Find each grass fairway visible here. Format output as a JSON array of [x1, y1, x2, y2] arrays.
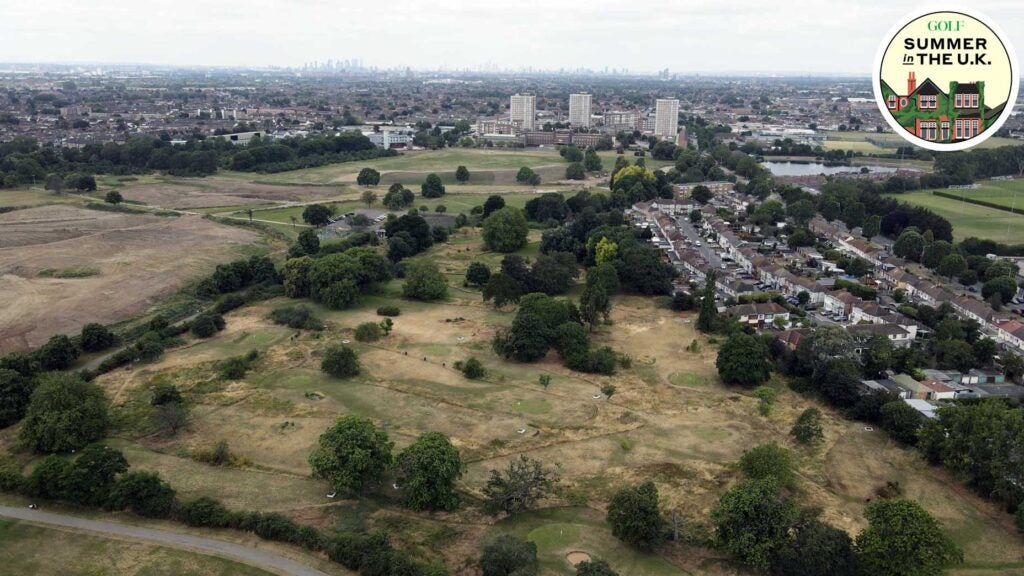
[[885, 190, 1024, 243], [0, 519, 277, 576], [492, 508, 693, 576]]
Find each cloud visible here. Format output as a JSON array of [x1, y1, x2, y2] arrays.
[[0, 0, 1021, 74]]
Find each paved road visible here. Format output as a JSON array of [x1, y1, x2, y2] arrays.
[[0, 506, 333, 576]]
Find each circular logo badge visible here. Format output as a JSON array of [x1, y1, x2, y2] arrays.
[[873, 7, 1018, 151]]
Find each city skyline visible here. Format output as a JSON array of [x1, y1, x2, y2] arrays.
[[3, 0, 1022, 74]]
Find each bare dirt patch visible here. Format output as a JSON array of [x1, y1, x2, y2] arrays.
[[0, 206, 261, 352]]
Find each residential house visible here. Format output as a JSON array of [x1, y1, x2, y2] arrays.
[[728, 302, 791, 329]]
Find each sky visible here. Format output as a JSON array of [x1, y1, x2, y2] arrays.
[[1, 0, 1022, 74]]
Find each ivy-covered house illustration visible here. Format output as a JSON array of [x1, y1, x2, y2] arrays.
[[880, 72, 1004, 142]]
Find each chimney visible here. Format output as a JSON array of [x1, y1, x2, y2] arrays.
[[907, 71, 917, 94]]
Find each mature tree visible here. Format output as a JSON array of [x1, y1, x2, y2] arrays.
[[697, 271, 719, 333], [483, 455, 558, 515], [395, 432, 462, 511], [717, 333, 772, 386], [35, 334, 79, 371], [580, 280, 610, 331], [937, 253, 967, 279], [711, 479, 796, 569], [104, 190, 123, 204], [982, 276, 1018, 303], [607, 481, 664, 551], [309, 415, 392, 495], [483, 207, 529, 253], [862, 214, 881, 239], [302, 203, 334, 227], [466, 262, 492, 287], [691, 185, 713, 203], [64, 444, 128, 506], [356, 167, 381, 186], [790, 408, 824, 445], [856, 499, 962, 576], [583, 148, 603, 172], [921, 240, 953, 269], [880, 400, 923, 444], [107, 471, 176, 518], [770, 520, 857, 576], [481, 194, 507, 218], [739, 442, 794, 486], [483, 272, 522, 308], [565, 162, 586, 180], [893, 229, 925, 261], [455, 165, 470, 183], [0, 369, 32, 428], [359, 189, 377, 207], [402, 260, 448, 301], [861, 334, 895, 378], [282, 256, 314, 298], [481, 535, 538, 576], [383, 183, 414, 210], [80, 323, 116, 352], [321, 345, 360, 378], [21, 373, 108, 453], [516, 167, 540, 186], [421, 173, 446, 198]]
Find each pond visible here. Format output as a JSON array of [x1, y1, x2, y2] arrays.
[[761, 161, 902, 176]]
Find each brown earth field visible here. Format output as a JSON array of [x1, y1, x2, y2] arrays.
[[117, 178, 343, 209], [0, 205, 265, 352], [42, 227, 1022, 576]]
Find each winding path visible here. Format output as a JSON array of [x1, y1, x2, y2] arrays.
[[0, 506, 334, 576]]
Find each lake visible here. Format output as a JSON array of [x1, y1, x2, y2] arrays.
[[761, 161, 901, 176]]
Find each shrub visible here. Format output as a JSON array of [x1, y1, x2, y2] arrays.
[[460, 357, 486, 379], [190, 313, 225, 338], [178, 496, 230, 527], [21, 373, 108, 453], [738, 443, 793, 486], [270, 305, 323, 330], [322, 345, 359, 378], [107, 471, 176, 518], [376, 306, 401, 317], [354, 322, 384, 342], [80, 323, 116, 352]]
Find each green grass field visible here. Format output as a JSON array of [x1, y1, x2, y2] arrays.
[[936, 180, 1024, 211], [823, 130, 1020, 154], [885, 190, 1024, 243]]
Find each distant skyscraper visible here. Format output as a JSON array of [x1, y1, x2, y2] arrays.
[[568, 93, 592, 129], [510, 94, 536, 131], [654, 98, 680, 139]]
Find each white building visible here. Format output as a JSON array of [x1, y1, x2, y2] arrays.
[[654, 98, 680, 139], [510, 94, 536, 131], [569, 93, 592, 129]]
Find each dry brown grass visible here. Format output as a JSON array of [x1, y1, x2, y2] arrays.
[[0, 206, 262, 352]]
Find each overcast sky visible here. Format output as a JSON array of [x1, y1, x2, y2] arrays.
[[1, 0, 1022, 74]]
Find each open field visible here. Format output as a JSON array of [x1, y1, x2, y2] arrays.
[[933, 179, 1024, 212], [884, 190, 1024, 244], [0, 203, 266, 352], [823, 130, 1021, 154], [1, 226, 1002, 574], [0, 518, 279, 576], [110, 177, 344, 210]]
